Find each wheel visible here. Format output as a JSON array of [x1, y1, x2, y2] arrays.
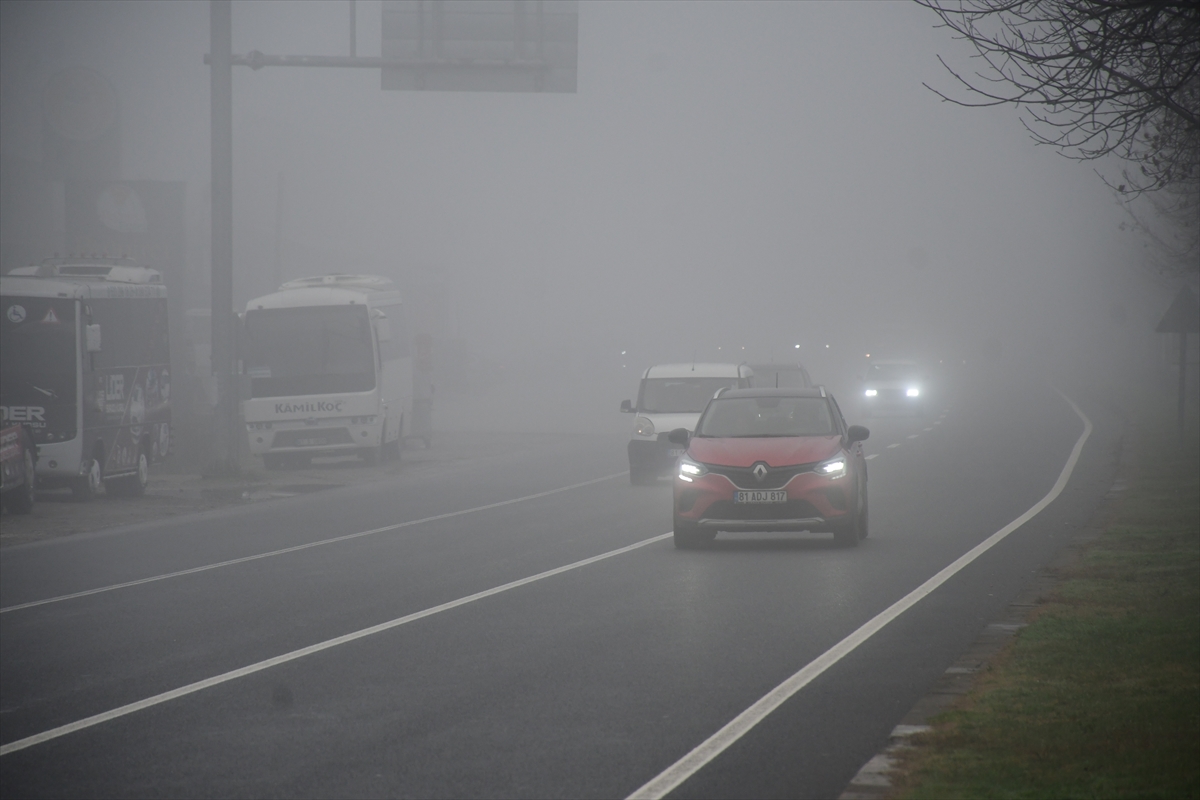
[[107, 449, 149, 497], [673, 518, 715, 549], [72, 455, 103, 501], [263, 453, 285, 471], [3, 451, 36, 514], [833, 487, 867, 547]]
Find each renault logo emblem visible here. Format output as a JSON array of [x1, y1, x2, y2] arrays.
[[752, 463, 768, 482]]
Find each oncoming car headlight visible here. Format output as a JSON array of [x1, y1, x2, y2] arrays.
[[816, 455, 847, 479], [864, 389, 878, 397], [906, 387, 921, 397], [678, 456, 707, 482], [634, 416, 655, 437]]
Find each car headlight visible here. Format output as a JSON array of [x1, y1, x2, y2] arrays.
[[678, 456, 707, 482], [864, 389, 877, 397], [816, 455, 847, 479], [906, 387, 920, 397], [634, 416, 655, 437]]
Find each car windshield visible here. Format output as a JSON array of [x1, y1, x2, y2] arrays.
[[696, 396, 836, 437], [749, 365, 808, 388], [866, 363, 918, 381], [638, 377, 739, 414], [244, 305, 375, 398]]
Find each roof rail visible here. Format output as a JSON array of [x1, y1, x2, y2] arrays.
[[818, 385, 827, 398], [278, 274, 394, 292]]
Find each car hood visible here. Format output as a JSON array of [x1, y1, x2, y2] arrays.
[[636, 412, 701, 435], [688, 436, 842, 467]]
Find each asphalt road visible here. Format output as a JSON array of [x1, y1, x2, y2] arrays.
[[0, 370, 1122, 799]]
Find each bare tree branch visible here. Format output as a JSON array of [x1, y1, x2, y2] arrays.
[[917, 0, 1200, 201]]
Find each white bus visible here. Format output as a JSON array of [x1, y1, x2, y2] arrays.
[[1, 260, 172, 499], [241, 274, 413, 469]]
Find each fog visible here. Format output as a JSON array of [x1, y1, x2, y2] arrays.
[[1, 0, 1177, 435]]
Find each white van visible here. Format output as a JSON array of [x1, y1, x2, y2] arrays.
[[620, 363, 753, 485]]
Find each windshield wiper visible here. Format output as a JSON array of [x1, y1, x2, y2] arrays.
[[29, 383, 57, 400]]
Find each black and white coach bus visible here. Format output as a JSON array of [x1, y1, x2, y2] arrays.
[[1, 259, 171, 499]]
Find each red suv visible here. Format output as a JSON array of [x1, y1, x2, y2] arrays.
[[668, 387, 869, 549]]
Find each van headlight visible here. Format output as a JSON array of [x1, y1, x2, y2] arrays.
[[906, 387, 920, 397], [634, 416, 655, 437], [864, 389, 878, 397], [678, 456, 707, 482], [816, 455, 847, 479]]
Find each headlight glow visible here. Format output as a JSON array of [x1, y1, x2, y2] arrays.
[[678, 456, 707, 481], [864, 389, 877, 397], [906, 387, 920, 397], [634, 416, 655, 437], [817, 456, 847, 479]]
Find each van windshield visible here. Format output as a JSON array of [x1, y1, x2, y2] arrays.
[[638, 377, 738, 414], [244, 305, 375, 398]]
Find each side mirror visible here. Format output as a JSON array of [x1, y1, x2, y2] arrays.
[[620, 399, 633, 413], [85, 324, 102, 353], [667, 428, 690, 445], [847, 424, 870, 443]]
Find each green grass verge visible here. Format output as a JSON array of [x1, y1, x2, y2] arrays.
[[892, 410, 1200, 800]]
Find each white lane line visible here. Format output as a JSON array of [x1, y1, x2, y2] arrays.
[[865, 454, 879, 460], [626, 390, 1091, 800], [0, 531, 673, 757], [933, 420, 942, 425], [887, 443, 901, 449], [907, 434, 919, 439], [924, 427, 933, 432], [0, 472, 628, 615]]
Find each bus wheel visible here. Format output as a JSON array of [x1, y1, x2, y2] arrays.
[[107, 450, 149, 497], [72, 455, 103, 502], [384, 423, 402, 461], [3, 451, 36, 514]]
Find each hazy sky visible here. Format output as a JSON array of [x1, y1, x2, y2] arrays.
[[0, 0, 1163, 380]]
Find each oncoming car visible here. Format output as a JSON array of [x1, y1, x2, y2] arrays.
[[668, 387, 869, 548], [860, 359, 926, 416], [621, 363, 753, 485]]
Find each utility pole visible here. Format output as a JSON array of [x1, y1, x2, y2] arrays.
[[209, 0, 236, 473]]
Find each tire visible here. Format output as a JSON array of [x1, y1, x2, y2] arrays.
[[4, 451, 36, 514], [673, 518, 715, 549], [106, 449, 149, 497], [833, 487, 867, 547], [72, 455, 103, 501]]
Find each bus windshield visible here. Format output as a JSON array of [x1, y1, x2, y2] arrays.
[[0, 296, 77, 443], [244, 305, 376, 398]]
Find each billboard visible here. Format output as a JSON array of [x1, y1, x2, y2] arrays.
[[381, 0, 577, 93]]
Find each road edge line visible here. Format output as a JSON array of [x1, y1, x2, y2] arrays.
[[625, 390, 1092, 800]]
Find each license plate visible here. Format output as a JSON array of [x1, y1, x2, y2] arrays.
[[295, 437, 326, 447], [734, 490, 787, 504], [667, 449, 685, 458]]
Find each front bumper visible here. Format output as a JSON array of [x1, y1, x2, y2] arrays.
[[674, 468, 854, 532]]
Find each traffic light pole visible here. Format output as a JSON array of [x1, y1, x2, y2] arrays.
[[209, 0, 237, 473]]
